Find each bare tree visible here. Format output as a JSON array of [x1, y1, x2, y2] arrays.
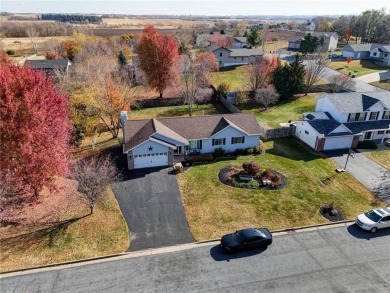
[[328, 74, 356, 92], [72, 155, 121, 214], [26, 26, 39, 54], [255, 87, 279, 110], [246, 55, 278, 96], [304, 53, 330, 95]]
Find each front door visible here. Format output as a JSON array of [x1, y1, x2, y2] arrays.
[[364, 132, 372, 140]]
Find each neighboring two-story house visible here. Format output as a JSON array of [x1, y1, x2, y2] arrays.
[[295, 92, 390, 151], [288, 32, 339, 52], [231, 37, 248, 48], [342, 43, 384, 60], [369, 45, 390, 66], [206, 45, 263, 67], [121, 113, 262, 169]]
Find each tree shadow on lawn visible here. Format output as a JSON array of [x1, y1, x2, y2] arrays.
[[1, 215, 89, 252], [209, 245, 268, 262], [265, 138, 322, 162]]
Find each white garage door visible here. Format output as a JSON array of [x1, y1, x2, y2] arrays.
[[324, 137, 353, 150], [133, 153, 168, 169]]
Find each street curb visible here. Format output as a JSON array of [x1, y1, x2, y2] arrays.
[[0, 220, 355, 277]]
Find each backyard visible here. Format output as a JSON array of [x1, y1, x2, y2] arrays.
[[177, 138, 385, 240], [363, 150, 390, 170], [238, 94, 319, 128], [327, 59, 387, 77]]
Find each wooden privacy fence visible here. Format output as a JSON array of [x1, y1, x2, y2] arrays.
[[262, 126, 296, 140], [219, 95, 241, 113]]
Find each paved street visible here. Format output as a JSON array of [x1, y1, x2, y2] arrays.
[[324, 150, 390, 203], [2, 225, 390, 292]]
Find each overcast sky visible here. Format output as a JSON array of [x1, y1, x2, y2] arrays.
[[2, 0, 389, 16]]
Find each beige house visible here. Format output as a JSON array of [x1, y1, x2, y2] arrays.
[[288, 32, 339, 52], [206, 46, 263, 67]]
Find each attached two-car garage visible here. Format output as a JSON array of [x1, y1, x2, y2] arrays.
[[133, 152, 169, 169], [324, 136, 353, 150]]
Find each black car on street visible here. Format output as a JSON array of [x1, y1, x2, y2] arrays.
[[220, 227, 272, 253]]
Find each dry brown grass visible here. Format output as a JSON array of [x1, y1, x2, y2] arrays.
[[102, 18, 214, 29], [0, 177, 129, 272], [364, 150, 390, 170]]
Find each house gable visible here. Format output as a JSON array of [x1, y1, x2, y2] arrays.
[[329, 124, 352, 135]]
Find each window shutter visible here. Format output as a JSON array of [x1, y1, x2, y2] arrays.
[[376, 112, 379, 120], [364, 112, 367, 121], [212, 139, 215, 146], [347, 113, 351, 122], [231, 137, 234, 144], [223, 138, 226, 145], [199, 140, 202, 149], [242, 136, 245, 144]]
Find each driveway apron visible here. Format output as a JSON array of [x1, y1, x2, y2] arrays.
[[112, 167, 194, 251], [324, 150, 390, 203]]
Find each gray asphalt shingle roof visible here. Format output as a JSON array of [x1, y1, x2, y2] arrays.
[[344, 120, 390, 135], [343, 43, 384, 52], [319, 92, 390, 113], [123, 113, 262, 152], [378, 46, 390, 53], [24, 59, 71, 69], [229, 48, 263, 57]]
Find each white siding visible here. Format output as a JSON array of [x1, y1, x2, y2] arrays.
[[200, 126, 260, 153], [328, 37, 338, 51], [295, 121, 319, 149], [316, 98, 342, 121]]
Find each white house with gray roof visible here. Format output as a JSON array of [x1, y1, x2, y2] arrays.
[[121, 113, 262, 169], [288, 32, 339, 52], [369, 45, 390, 66], [206, 46, 263, 67], [342, 43, 384, 60], [295, 92, 390, 151]]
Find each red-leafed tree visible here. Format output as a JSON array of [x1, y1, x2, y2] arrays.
[[246, 55, 279, 94], [210, 33, 228, 47], [0, 58, 72, 215], [136, 25, 180, 98]]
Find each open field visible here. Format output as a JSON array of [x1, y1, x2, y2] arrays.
[[102, 18, 215, 28], [1, 36, 71, 56], [178, 138, 385, 240], [0, 177, 129, 272], [327, 59, 387, 77], [364, 150, 390, 170], [239, 94, 319, 128]]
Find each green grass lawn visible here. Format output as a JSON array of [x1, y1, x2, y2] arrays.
[[211, 65, 249, 91], [370, 79, 390, 91], [327, 60, 387, 77], [364, 150, 390, 170], [177, 138, 385, 240], [129, 102, 230, 120], [238, 95, 318, 128]]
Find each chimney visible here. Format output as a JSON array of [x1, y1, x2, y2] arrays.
[[120, 111, 128, 135]]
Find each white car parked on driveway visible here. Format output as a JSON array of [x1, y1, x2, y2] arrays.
[[355, 207, 390, 233]]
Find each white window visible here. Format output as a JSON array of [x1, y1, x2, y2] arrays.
[[369, 111, 379, 120], [383, 111, 390, 120], [377, 131, 384, 134], [349, 112, 366, 122]]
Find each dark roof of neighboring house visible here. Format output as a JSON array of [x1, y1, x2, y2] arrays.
[[24, 59, 71, 69], [378, 46, 390, 53], [307, 119, 343, 136], [319, 92, 390, 113], [204, 44, 223, 52], [123, 113, 262, 152], [289, 32, 338, 43], [344, 120, 390, 134], [234, 37, 247, 43], [343, 43, 384, 52]]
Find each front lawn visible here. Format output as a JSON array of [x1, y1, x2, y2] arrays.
[[238, 95, 319, 128], [177, 138, 384, 240], [370, 79, 390, 91], [0, 178, 129, 272], [327, 60, 387, 77], [364, 150, 390, 170]]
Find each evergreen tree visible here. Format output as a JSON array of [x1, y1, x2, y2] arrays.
[[273, 54, 305, 100], [247, 28, 262, 48], [118, 51, 127, 66], [299, 33, 324, 53], [220, 29, 225, 35]]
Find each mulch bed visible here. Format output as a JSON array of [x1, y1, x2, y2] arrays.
[[319, 204, 346, 222], [218, 166, 287, 191]]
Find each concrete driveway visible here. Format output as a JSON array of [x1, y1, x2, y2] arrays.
[[357, 70, 390, 83], [324, 150, 390, 203], [112, 167, 194, 251]]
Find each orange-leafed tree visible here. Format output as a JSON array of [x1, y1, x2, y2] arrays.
[[136, 25, 180, 98], [0, 56, 72, 222], [61, 40, 81, 62], [344, 28, 352, 44]]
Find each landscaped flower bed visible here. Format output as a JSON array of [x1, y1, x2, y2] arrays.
[[218, 162, 286, 190]]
